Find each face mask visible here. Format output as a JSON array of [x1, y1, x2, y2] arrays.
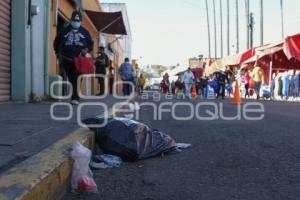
[[71, 21, 81, 29]]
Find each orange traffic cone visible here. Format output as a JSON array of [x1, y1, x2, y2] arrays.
[[191, 84, 197, 99], [232, 80, 241, 105]]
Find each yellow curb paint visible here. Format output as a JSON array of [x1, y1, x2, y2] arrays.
[[0, 128, 93, 200]]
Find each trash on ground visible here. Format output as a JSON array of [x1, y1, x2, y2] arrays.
[[129, 102, 140, 111], [90, 161, 112, 169], [176, 143, 192, 149], [98, 154, 122, 167], [90, 154, 122, 169], [70, 142, 98, 193], [124, 113, 134, 119], [134, 102, 141, 110], [83, 118, 177, 161]]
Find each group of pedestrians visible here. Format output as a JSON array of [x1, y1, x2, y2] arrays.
[[271, 70, 300, 100], [54, 11, 144, 104], [158, 64, 300, 102], [241, 65, 264, 99], [167, 67, 232, 99], [241, 65, 300, 101]]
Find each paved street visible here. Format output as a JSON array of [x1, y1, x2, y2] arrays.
[[64, 93, 300, 200]]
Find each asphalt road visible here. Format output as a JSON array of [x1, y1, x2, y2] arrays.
[[64, 93, 300, 200]]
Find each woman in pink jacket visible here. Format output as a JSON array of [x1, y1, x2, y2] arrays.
[[243, 71, 251, 98]]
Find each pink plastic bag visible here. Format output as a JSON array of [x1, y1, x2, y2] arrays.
[[70, 142, 98, 193]]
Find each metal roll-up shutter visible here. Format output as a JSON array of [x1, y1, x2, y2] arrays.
[[0, 0, 11, 101]]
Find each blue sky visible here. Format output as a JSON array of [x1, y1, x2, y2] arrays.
[[102, 0, 300, 67]]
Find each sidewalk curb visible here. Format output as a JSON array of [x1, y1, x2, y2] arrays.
[[0, 95, 138, 200]]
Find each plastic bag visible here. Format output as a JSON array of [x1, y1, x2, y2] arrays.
[[129, 102, 140, 111], [71, 142, 98, 193], [176, 143, 192, 149], [90, 154, 122, 169], [98, 154, 122, 167]]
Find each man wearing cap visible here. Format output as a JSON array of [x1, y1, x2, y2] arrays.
[[54, 11, 94, 105], [95, 47, 109, 96]]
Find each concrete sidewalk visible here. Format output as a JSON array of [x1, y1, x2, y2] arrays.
[[0, 96, 129, 174]]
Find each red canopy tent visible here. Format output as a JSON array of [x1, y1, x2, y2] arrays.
[[284, 33, 300, 61], [239, 48, 256, 65], [241, 42, 283, 67], [241, 42, 300, 84]]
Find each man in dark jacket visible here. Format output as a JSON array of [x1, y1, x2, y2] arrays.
[[95, 46, 109, 95], [54, 11, 94, 105], [215, 70, 229, 99]]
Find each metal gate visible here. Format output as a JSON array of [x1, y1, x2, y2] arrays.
[[0, 0, 11, 101]]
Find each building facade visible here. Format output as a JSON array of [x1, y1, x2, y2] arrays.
[[189, 57, 201, 69], [6, 0, 128, 102], [0, 0, 11, 101]]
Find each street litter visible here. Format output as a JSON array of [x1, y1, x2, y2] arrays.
[[83, 118, 178, 161], [90, 154, 122, 170], [70, 142, 98, 193], [124, 113, 134, 119], [90, 161, 112, 169], [98, 154, 122, 167], [176, 143, 192, 149], [129, 102, 140, 111]]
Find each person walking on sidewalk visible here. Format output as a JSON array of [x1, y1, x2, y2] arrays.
[[293, 70, 300, 99], [95, 46, 109, 96], [182, 67, 195, 98], [281, 71, 290, 100], [215, 69, 229, 99], [243, 70, 251, 98], [199, 76, 209, 98], [54, 11, 94, 105], [119, 58, 135, 96], [251, 65, 264, 100], [138, 74, 146, 95]]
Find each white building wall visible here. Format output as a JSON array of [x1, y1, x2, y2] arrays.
[[31, 0, 46, 97]]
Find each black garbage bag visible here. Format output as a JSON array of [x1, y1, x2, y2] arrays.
[[83, 118, 177, 161]]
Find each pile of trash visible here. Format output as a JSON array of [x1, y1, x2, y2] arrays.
[[70, 117, 191, 193]]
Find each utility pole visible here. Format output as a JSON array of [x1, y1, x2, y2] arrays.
[[213, 0, 217, 59], [236, 0, 239, 53], [249, 12, 254, 48], [280, 0, 284, 39], [220, 0, 223, 58], [205, 0, 211, 59], [227, 0, 230, 56], [260, 0, 264, 45], [245, 0, 250, 49]]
